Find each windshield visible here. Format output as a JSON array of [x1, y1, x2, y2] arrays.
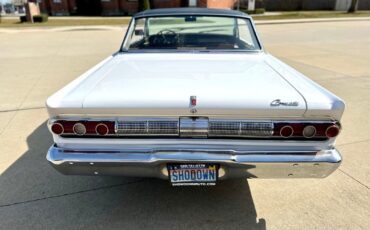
[[123, 15, 261, 51]]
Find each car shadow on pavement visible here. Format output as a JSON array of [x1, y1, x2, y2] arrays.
[[0, 121, 266, 229]]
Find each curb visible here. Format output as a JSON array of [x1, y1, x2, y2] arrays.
[[0, 25, 125, 33], [254, 17, 370, 25]]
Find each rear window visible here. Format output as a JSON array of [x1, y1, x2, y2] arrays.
[[123, 16, 261, 51]]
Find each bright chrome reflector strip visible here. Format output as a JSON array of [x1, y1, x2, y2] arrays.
[[208, 120, 274, 137], [116, 120, 179, 136], [116, 119, 274, 137]]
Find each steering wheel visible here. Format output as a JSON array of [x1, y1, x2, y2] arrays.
[[156, 29, 178, 46]]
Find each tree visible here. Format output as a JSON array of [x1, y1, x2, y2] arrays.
[[138, 0, 151, 12], [348, 0, 359, 13]]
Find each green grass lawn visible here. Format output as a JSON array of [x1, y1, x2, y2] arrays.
[[1, 11, 370, 28], [252, 11, 370, 20]]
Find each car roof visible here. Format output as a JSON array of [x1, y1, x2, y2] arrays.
[[134, 7, 249, 18]]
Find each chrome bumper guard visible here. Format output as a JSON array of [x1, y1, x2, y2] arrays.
[[46, 145, 342, 179]]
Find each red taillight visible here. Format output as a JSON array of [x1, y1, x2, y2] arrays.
[[96, 123, 109, 136], [326, 125, 340, 138], [50, 120, 115, 136], [51, 123, 64, 135], [50, 119, 341, 140], [274, 121, 341, 139], [280, 125, 293, 138]]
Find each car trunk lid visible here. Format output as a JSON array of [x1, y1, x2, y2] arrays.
[[76, 53, 307, 117]]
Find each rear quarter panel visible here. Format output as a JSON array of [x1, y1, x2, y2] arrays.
[[265, 54, 345, 121]]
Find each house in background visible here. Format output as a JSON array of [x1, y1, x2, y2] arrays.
[[38, 0, 237, 16], [26, 0, 370, 16], [13, 0, 26, 13], [256, 0, 370, 11]]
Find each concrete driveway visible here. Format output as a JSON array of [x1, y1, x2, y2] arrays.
[[0, 21, 369, 229]]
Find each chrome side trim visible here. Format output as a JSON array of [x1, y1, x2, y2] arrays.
[[47, 146, 341, 179]]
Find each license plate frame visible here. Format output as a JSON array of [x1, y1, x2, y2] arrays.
[[167, 163, 218, 186]]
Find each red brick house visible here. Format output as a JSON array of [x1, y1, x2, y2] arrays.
[[39, 0, 237, 16]]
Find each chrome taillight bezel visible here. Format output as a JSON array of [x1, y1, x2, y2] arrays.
[[325, 125, 340, 138], [280, 125, 294, 138], [273, 120, 341, 139], [302, 125, 317, 138], [51, 122, 64, 135], [72, 123, 87, 136]]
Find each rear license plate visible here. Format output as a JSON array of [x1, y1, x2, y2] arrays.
[[167, 163, 218, 186]]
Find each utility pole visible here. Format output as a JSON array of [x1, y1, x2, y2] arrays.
[[248, 0, 255, 11], [0, 7, 2, 24], [348, 0, 359, 13]]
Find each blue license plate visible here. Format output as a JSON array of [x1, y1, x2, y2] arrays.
[[167, 163, 218, 186]]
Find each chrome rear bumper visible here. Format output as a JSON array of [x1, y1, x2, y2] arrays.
[[46, 145, 341, 179]]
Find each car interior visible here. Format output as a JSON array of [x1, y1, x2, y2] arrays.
[[129, 29, 255, 50]]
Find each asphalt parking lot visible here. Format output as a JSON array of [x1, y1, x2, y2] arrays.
[[0, 21, 369, 229]]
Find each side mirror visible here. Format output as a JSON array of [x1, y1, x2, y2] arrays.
[[135, 29, 144, 36]]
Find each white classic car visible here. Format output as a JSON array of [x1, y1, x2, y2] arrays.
[[46, 8, 344, 186]]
